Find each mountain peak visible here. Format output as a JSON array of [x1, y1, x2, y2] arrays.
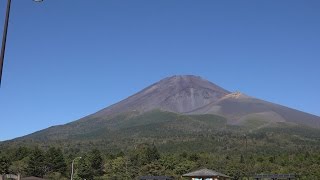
[[91, 75, 230, 117], [165, 75, 204, 80], [157, 75, 228, 92], [159, 75, 207, 85]]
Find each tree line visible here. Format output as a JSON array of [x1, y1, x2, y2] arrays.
[[1, 143, 320, 180]]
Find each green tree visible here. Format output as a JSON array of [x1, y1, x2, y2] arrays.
[[173, 160, 196, 175], [44, 172, 68, 180], [105, 157, 126, 179], [188, 153, 200, 162], [87, 149, 104, 176], [45, 147, 67, 175], [146, 144, 160, 163], [25, 147, 46, 177], [240, 154, 245, 163], [140, 161, 165, 176], [0, 155, 11, 174], [12, 146, 30, 161], [226, 163, 246, 180], [77, 156, 94, 180], [131, 144, 160, 166], [10, 159, 28, 175]]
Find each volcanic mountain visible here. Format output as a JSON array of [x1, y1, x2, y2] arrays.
[[3, 75, 320, 148], [90, 75, 230, 118], [86, 75, 320, 127]]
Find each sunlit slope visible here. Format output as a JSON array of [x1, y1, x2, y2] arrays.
[[189, 92, 320, 127]]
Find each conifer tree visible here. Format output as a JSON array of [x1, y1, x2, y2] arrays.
[[146, 144, 160, 163], [0, 155, 11, 174], [77, 156, 94, 180], [87, 149, 104, 176], [26, 147, 46, 177], [45, 147, 67, 175]]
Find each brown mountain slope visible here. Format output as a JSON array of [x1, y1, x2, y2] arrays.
[[89, 75, 230, 119], [189, 92, 320, 127]]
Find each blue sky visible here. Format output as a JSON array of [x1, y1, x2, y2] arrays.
[[0, 0, 319, 141]]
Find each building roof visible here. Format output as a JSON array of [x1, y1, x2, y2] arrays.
[[182, 168, 230, 178], [21, 177, 47, 180], [139, 176, 174, 180]]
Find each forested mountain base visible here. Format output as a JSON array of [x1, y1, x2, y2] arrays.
[[1, 127, 320, 179], [1, 111, 320, 179]]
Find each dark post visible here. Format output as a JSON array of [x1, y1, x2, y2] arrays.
[[0, 0, 12, 86]]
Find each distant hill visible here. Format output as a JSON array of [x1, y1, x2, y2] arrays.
[[2, 75, 320, 151]]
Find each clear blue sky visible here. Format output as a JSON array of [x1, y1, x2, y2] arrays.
[[0, 0, 319, 141]]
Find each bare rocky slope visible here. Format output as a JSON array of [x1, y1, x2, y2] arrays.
[[90, 75, 230, 118]]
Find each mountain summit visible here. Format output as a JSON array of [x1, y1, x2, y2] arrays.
[[91, 75, 230, 117]]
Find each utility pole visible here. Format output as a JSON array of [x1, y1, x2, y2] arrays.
[[0, 0, 12, 86], [0, 0, 43, 87], [71, 157, 82, 180]]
